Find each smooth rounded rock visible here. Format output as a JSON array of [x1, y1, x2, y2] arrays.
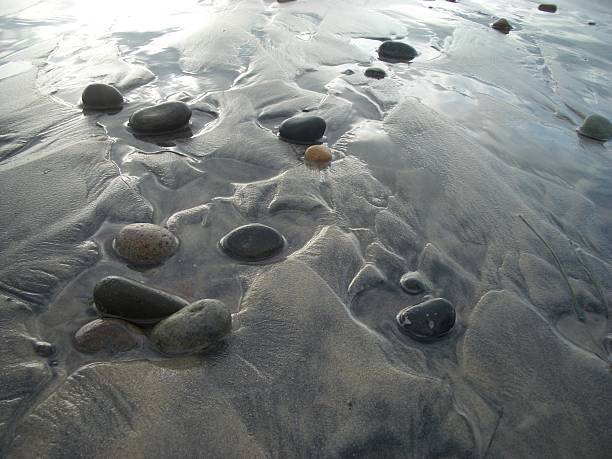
[[377, 41, 417, 63], [279, 115, 326, 144], [399, 272, 427, 295], [128, 101, 192, 134], [492, 18, 513, 33], [220, 223, 286, 262], [151, 299, 232, 356], [396, 298, 456, 341], [74, 318, 143, 353], [93, 276, 188, 325], [577, 114, 612, 142], [304, 145, 332, 162], [81, 83, 123, 110], [365, 67, 387, 79], [113, 223, 179, 266], [538, 4, 557, 13], [33, 341, 55, 357]]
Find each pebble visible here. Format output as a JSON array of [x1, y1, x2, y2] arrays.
[[128, 101, 192, 134], [491, 18, 513, 33], [33, 341, 55, 358], [538, 4, 557, 13], [365, 67, 387, 79], [151, 299, 232, 356], [304, 145, 332, 163], [279, 115, 326, 144], [399, 272, 427, 295], [588, 21, 596, 26], [113, 223, 179, 266], [577, 114, 612, 142], [74, 318, 143, 353], [377, 41, 418, 62], [396, 298, 456, 341], [220, 223, 286, 262], [81, 83, 123, 110], [93, 276, 188, 325]]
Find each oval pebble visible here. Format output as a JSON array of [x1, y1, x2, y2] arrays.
[[492, 18, 512, 33], [399, 272, 427, 295], [128, 101, 192, 134], [74, 318, 143, 353], [377, 41, 417, 62], [396, 298, 456, 341], [151, 299, 232, 356], [220, 223, 286, 262], [279, 115, 326, 145], [93, 276, 188, 325], [304, 145, 332, 162], [578, 114, 612, 142], [81, 83, 123, 110], [113, 223, 179, 266], [538, 4, 557, 13], [365, 67, 387, 79]]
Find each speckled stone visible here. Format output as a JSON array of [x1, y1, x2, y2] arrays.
[[492, 18, 513, 33], [578, 114, 612, 142], [113, 223, 179, 266], [279, 115, 326, 145], [74, 318, 143, 353], [304, 145, 332, 162], [377, 41, 417, 62], [365, 67, 387, 79], [538, 4, 557, 13], [220, 223, 286, 262], [151, 299, 232, 356], [128, 101, 192, 134], [93, 276, 188, 325], [81, 83, 123, 110], [396, 298, 456, 341]]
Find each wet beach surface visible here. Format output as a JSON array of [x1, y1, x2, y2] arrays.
[[1, 0, 611, 457]]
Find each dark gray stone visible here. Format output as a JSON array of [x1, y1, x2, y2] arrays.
[[377, 41, 417, 63], [365, 67, 387, 79], [128, 101, 192, 134], [492, 18, 513, 33], [93, 276, 188, 325], [33, 341, 55, 357], [279, 115, 326, 144], [113, 223, 179, 266], [396, 298, 456, 341], [538, 4, 557, 13], [220, 223, 286, 262], [151, 299, 232, 356], [578, 114, 612, 142], [399, 272, 426, 295], [74, 318, 143, 353], [81, 83, 123, 110]]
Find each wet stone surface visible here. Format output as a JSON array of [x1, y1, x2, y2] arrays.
[[151, 299, 232, 356], [538, 4, 557, 13], [74, 318, 143, 353], [220, 223, 286, 262], [399, 272, 427, 295], [578, 114, 612, 141], [93, 276, 188, 325], [81, 83, 123, 110], [113, 223, 179, 266], [128, 101, 192, 134], [279, 115, 326, 144], [377, 41, 417, 62], [304, 145, 332, 162], [365, 67, 387, 79], [396, 298, 456, 341], [492, 18, 513, 33], [33, 341, 55, 358]]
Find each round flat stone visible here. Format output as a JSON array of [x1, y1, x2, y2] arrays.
[[93, 276, 188, 325], [399, 272, 427, 295], [279, 115, 326, 144], [578, 114, 612, 142], [113, 223, 179, 266], [396, 298, 456, 341], [74, 318, 143, 353], [365, 67, 387, 79], [304, 145, 332, 162], [220, 223, 286, 262], [128, 101, 192, 134], [492, 18, 513, 33], [151, 299, 232, 356], [81, 83, 123, 110], [538, 4, 557, 13], [377, 41, 417, 62]]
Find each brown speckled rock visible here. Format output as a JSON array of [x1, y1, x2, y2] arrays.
[[113, 223, 179, 266], [74, 318, 144, 353], [304, 145, 332, 162]]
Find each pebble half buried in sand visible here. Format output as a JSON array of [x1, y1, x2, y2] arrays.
[[578, 114, 612, 142], [128, 101, 192, 134], [151, 299, 232, 356], [113, 223, 179, 266], [377, 41, 418, 62], [396, 298, 456, 341], [304, 145, 332, 163], [74, 318, 144, 353], [81, 83, 123, 110], [538, 4, 557, 13], [93, 276, 188, 325], [399, 272, 427, 295], [492, 18, 513, 34], [365, 67, 387, 79], [279, 115, 326, 144], [220, 223, 286, 262]]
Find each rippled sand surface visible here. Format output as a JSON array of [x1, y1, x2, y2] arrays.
[[1, 0, 611, 457]]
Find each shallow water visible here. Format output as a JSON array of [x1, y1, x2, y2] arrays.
[[1, 0, 611, 457]]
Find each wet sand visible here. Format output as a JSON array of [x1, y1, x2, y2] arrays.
[[1, 0, 611, 457]]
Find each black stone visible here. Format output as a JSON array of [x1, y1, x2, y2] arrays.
[[279, 115, 326, 144], [220, 223, 286, 262], [396, 298, 456, 341], [399, 272, 426, 295], [93, 276, 188, 325], [128, 101, 192, 134], [33, 341, 55, 357], [538, 4, 557, 13], [81, 83, 123, 110], [491, 18, 513, 34], [365, 67, 387, 79], [377, 41, 417, 63]]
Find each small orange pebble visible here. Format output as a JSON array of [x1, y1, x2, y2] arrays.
[[304, 145, 332, 162]]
